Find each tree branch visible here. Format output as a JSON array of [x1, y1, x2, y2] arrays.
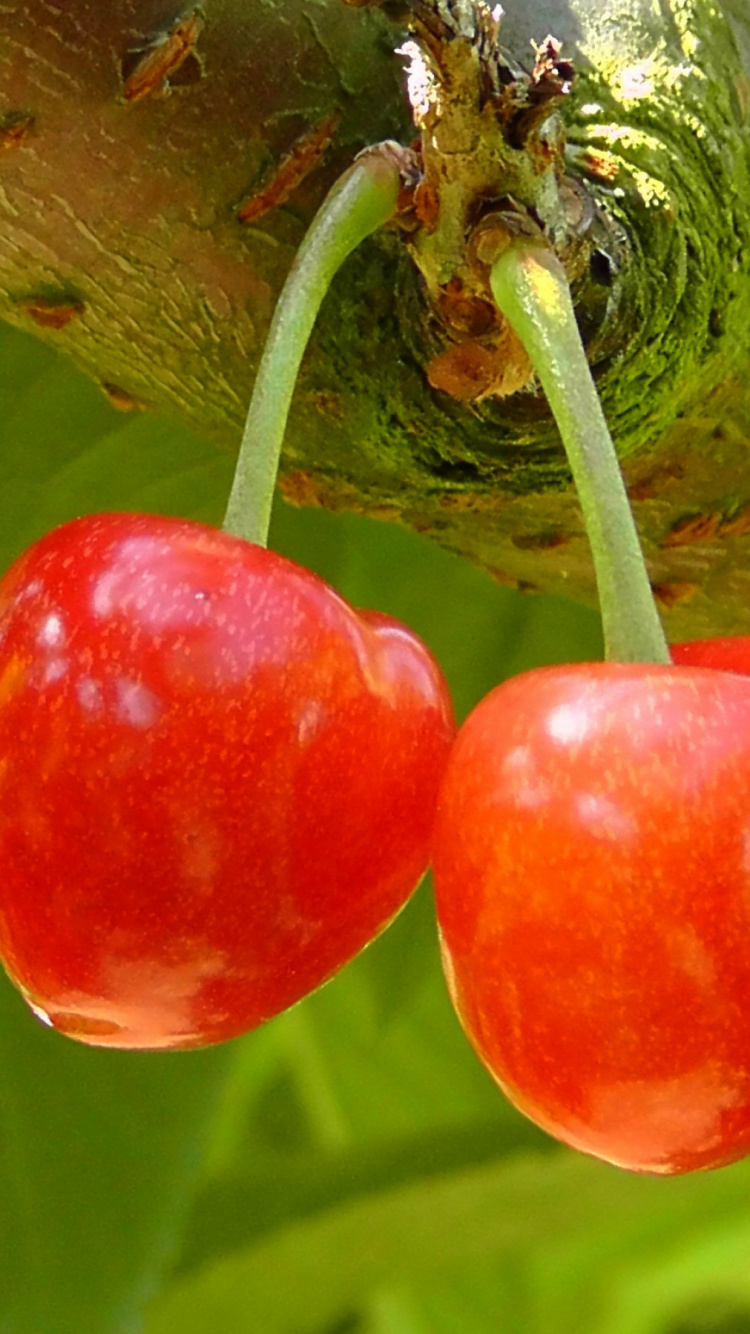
[[1, 0, 750, 637]]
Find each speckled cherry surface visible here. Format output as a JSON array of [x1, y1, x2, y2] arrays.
[[0, 513, 455, 1049], [432, 661, 750, 1175]]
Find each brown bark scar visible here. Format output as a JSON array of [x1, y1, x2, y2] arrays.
[[718, 506, 750, 538], [17, 294, 85, 329], [0, 113, 35, 153], [100, 382, 149, 412], [652, 581, 699, 609], [237, 113, 340, 224], [661, 512, 721, 547], [512, 530, 570, 551], [121, 10, 205, 104]]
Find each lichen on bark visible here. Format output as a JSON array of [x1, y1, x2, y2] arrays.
[[1, 0, 750, 636]]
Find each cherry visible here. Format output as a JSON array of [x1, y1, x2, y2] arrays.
[[0, 148, 446, 1051], [432, 659, 750, 1175], [671, 637, 750, 674], [0, 512, 455, 1050], [429, 237, 750, 1176]]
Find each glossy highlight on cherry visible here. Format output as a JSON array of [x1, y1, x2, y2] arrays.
[[0, 513, 455, 1050]]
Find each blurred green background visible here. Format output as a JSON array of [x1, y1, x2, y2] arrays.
[[2, 321, 750, 1334]]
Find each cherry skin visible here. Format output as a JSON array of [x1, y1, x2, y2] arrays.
[[432, 661, 750, 1175], [672, 636, 750, 674], [0, 513, 455, 1050]]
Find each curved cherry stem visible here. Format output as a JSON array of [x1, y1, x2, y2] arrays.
[[222, 143, 403, 544], [223, 148, 402, 548], [490, 240, 669, 665]]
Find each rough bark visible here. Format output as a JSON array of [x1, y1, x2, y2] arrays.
[[1, 0, 750, 637]]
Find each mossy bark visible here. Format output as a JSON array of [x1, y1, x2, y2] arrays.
[[1, 0, 749, 637]]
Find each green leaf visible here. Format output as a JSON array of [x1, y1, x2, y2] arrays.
[[144, 1152, 750, 1334], [0, 971, 232, 1334], [176, 1117, 556, 1279]]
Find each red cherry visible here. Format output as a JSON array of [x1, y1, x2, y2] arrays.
[[432, 661, 750, 1175], [672, 636, 750, 674], [0, 513, 455, 1050]]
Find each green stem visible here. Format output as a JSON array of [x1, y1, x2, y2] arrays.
[[223, 147, 402, 547], [490, 240, 669, 665]]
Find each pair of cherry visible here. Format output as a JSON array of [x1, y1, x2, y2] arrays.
[[2, 149, 749, 1181], [2, 514, 749, 1180]]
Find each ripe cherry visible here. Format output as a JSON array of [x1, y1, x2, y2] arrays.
[[432, 660, 750, 1175], [0, 512, 455, 1050], [671, 637, 750, 674], [440, 232, 750, 1175]]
